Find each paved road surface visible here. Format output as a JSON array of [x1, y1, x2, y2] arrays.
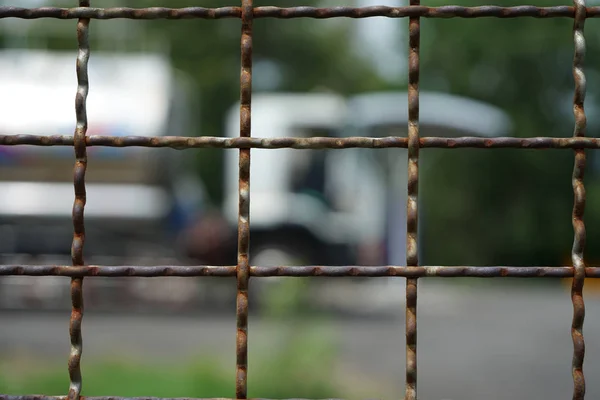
[[2, 279, 600, 400]]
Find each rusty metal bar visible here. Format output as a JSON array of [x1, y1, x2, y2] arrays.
[[405, 1, 420, 398], [6, 135, 600, 149], [0, 265, 600, 278], [4, 397, 348, 400], [0, 397, 345, 400], [570, 1, 587, 398], [235, 0, 252, 397], [2, 6, 600, 20], [67, 2, 90, 400], [0, 1, 594, 399]]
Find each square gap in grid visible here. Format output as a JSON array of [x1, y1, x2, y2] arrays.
[[106, 0, 244, 53], [419, 4, 578, 137], [417, 277, 590, 400], [245, 298, 404, 399], [1, 297, 238, 398], [251, 11, 392, 94], [419, 147, 575, 269]]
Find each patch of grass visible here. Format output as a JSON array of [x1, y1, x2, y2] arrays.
[[0, 326, 342, 399], [2, 360, 206, 398], [0, 353, 341, 399], [0, 271, 350, 399], [248, 325, 339, 399]]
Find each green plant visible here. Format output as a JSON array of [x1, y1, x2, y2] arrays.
[[0, 324, 341, 399]]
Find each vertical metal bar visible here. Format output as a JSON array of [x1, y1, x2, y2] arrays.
[[236, 0, 252, 398], [571, 1, 587, 399], [68, 2, 90, 400], [405, 0, 420, 399]]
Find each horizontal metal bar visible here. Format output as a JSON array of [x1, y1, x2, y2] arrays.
[[0, 265, 598, 278], [0, 6, 599, 20], [0, 397, 331, 400], [3, 135, 600, 150], [1, 397, 321, 400], [0, 397, 469, 400]]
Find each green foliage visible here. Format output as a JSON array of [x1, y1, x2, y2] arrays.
[[248, 325, 339, 398], [0, 329, 340, 399], [0, 265, 340, 399], [261, 277, 313, 319], [417, 0, 600, 267]]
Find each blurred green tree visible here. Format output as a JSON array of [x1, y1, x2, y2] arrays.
[[417, 0, 600, 267]]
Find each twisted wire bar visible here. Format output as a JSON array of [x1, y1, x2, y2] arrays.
[[0, 265, 599, 278], [4, 135, 600, 149], [235, 0, 252, 397], [571, 1, 587, 398], [2, 6, 600, 20], [67, 1, 90, 400], [2, 397, 353, 400], [405, 1, 419, 398]]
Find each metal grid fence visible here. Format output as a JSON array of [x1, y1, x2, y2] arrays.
[[0, 2, 596, 400]]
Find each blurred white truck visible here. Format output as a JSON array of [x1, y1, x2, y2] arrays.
[[0, 49, 204, 260], [220, 90, 513, 312], [0, 49, 205, 309], [222, 92, 386, 268]]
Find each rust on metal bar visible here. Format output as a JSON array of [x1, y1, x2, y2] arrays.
[[0, 397, 349, 400], [2, 6, 600, 20], [571, 1, 587, 399], [236, 0, 252, 397], [0, 265, 600, 278], [256, 5, 600, 19], [0, 0, 596, 399], [68, 1, 90, 400], [3, 397, 351, 400], [405, 1, 420, 398], [5, 134, 600, 150]]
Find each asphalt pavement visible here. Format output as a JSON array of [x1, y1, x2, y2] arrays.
[[1, 278, 600, 400]]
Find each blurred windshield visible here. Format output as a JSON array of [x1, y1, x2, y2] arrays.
[[288, 127, 335, 208]]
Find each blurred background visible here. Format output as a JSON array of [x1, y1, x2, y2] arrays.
[[2, 0, 600, 399]]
